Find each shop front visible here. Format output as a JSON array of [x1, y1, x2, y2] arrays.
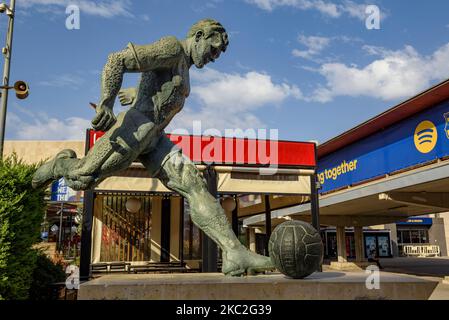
[[80, 130, 319, 278], [396, 217, 433, 255], [323, 228, 392, 259]]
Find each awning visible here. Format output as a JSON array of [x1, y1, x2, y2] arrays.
[[96, 176, 170, 193], [217, 171, 311, 194], [95, 164, 314, 195]]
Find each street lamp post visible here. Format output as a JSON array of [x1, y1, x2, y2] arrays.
[[0, 0, 15, 157]]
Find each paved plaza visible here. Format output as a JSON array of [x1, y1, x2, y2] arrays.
[[322, 257, 449, 299], [379, 257, 449, 278]]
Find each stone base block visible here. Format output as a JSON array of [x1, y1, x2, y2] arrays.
[[77, 272, 438, 300]]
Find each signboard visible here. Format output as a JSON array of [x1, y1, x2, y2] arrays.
[[50, 178, 83, 202], [87, 130, 317, 168], [318, 99, 449, 193], [396, 218, 433, 226]]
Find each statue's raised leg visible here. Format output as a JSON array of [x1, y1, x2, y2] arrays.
[[139, 136, 275, 276]]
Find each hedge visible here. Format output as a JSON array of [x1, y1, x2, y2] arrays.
[[0, 153, 46, 300], [28, 252, 66, 300]]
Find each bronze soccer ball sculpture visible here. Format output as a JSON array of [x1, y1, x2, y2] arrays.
[[269, 220, 324, 279]]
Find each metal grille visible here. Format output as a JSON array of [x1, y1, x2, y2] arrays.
[[95, 193, 152, 262]]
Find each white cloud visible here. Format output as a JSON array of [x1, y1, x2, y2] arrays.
[[292, 35, 331, 60], [38, 74, 85, 89], [167, 106, 266, 135], [191, 0, 224, 13], [7, 108, 90, 140], [20, 0, 133, 18], [339, 0, 367, 20], [292, 34, 362, 62], [140, 14, 150, 22], [168, 68, 302, 132], [246, 0, 337, 16], [245, 0, 379, 20], [191, 68, 302, 110], [309, 43, 449, 102]]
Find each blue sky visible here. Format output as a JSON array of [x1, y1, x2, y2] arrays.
[[3, 0, 449, 144]]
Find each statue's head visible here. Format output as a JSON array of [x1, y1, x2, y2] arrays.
[[187, 19, 229, 68]]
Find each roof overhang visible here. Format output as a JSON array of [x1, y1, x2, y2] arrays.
[[243, 159, 449, 228], [318, 79, 449, 158]]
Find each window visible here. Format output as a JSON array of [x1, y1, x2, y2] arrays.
[[397, 228, 429, 245], [238, 194, 262, 208], [410, 230, 421, 243], [421, 230, 428, 242], [96, 193, 152, 262], [400, 230, 411, 244]]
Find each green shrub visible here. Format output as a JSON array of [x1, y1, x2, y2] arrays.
[[29, 252, 66, 300], [0, 153, 46, 300]]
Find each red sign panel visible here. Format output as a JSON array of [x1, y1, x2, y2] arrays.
[[87, 129, 316, 168]]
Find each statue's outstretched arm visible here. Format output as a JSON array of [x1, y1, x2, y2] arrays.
[[91, 48, 138, 131]]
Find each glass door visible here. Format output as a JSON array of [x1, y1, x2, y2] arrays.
[[365, 236, 377, 258], [377, 236, 391, 257]]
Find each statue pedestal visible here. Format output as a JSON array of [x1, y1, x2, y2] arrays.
[[77, 272, 438, 300]]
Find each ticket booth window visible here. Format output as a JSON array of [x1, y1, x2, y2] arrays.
[[397, 228, 430, 255]]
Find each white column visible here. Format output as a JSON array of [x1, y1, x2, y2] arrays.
[[91, 216, 102, 264], [91, 198, 102, 264], [336, 226, 347, 263], [249, 228, 256, 253]]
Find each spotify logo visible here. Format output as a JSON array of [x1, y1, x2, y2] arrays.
[[414, 120, 438, 154]]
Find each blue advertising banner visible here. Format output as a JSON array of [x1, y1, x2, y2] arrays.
[[318, 99, 449, 193], [51, 178, 83, 202]]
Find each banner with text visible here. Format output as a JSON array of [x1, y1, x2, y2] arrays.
[[318, 99, 449, 193]]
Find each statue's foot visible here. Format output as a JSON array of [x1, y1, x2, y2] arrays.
[[32, 149, 77, 189], [222, 247, 275, 277]]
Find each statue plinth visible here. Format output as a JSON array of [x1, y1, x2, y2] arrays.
[[77, 272, 438, 300]]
